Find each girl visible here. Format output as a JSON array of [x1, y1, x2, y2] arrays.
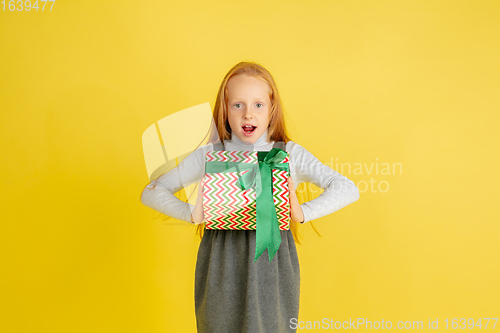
[[141, 62, 360, 333]]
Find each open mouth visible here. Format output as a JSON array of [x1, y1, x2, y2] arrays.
[[242, 125, 257, 134]]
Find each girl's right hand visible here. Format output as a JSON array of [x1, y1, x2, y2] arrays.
[[190, 175, 205, 224]]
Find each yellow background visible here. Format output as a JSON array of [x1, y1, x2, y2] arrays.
[[1, 0, 499, 332]]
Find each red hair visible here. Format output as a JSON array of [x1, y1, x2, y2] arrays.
[[196, 61, 320, 243]]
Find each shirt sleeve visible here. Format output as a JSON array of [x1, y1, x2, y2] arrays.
[[140, 144, 210, 223], [286, 141, 360, 223]]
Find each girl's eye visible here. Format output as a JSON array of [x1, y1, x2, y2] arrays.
[[233, 103, 264, 109]]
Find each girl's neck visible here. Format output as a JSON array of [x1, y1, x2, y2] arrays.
[[225, 128, 272, 151]]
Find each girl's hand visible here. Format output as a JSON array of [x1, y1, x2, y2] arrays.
[[190, 176, 205, 224], [287, 176, 305, 223]]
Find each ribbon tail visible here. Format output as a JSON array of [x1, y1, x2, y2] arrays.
[[266, 214, 281, 262], [254, 162, 282, 262], [254, 202, 282, 262]]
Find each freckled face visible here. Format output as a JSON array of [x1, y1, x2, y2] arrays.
[[226, 74, 271, 144]]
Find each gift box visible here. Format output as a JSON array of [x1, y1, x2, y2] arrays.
[[202, 145, 291, 262]]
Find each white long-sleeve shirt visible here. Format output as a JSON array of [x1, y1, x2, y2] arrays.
[[140, 129, 360, 224]]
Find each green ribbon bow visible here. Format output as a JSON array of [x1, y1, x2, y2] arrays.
[[204, 148, 289, 262]]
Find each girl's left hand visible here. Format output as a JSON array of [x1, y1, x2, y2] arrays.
[[287, 176, 305, 223]]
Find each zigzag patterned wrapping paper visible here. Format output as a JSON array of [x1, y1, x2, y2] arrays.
[[203, 150, 290, 230]]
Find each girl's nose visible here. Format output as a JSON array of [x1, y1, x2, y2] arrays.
[[244, 107, 253, 118]]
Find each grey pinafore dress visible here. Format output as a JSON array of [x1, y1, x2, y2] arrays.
[[194, 141, 300, 333]]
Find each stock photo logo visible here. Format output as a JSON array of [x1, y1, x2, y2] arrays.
[[291, 156, 401, 199], [142, 102, 214, 182], [325, 157, 402, 194], [142, 102, 214, 224]]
